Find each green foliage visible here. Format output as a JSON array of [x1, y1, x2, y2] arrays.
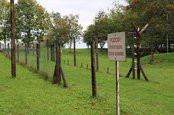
[[48, 12, 71, 46], [34, 3, 51, 42], [83, 0, 174, 50], [15, 0, 37, 43], [83, 24, 95, 46], [124, 0, 174, 48], [68, 14, 83, 45], [15, 0, 50, 43], [0, 0, 10, 41], [94, 11, 110, 47], [47, 13, 82, 48], [83, 11, 110, 48]]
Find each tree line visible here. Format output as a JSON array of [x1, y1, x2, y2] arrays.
[[0, 0, 82, 84], [83, 0, 174, 53]]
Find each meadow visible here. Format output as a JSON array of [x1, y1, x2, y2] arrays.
[[0, 49, 174, 115]]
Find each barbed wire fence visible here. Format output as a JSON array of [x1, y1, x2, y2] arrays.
[[1, 41, 119, 80], [1, 39, 173, 81]]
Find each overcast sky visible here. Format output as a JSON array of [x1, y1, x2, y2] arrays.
[[14, 0, 127, 30]]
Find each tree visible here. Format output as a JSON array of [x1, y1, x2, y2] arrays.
[[15, 0, 37, 64], [34, 3, 51, 44], [125, 0, 174, 44], [94, 11, 110, 50], [83, 24, 97, 97], [94, 11, 110, 71], [34, 3, 51, 58], [83, 24, 95, 47], [15, 0, 50, 64], [124, 0, 174, 62], [48, 12, 69, 87], [67, 14, 82, 66], [0, 0, 10, 50]]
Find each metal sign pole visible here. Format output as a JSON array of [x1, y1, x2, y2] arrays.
[[108, 32, 125, 115], [116, 61, 120, 115]]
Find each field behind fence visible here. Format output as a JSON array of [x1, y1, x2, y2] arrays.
[[3, 42, 131, 82]]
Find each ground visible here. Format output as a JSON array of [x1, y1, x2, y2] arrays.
[[0, 50, 174, 114]]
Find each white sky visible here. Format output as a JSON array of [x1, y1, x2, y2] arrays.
[[14, 0, 127, 30]]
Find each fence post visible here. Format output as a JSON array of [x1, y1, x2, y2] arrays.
[[80, 63, 83, 68], [36, 43, 40, 71], [7, 43, 10, 56], [32, 43, 35, 56], [50, 45, 55, 61], [17, 44, 19, 62], [67, 60, 69, 65], [107, 67, 110, 74], [47, 40, 49, 61], [86, 64, 88, 69]]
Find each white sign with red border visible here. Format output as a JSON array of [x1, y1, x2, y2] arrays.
[[108, 32, 126, 61]]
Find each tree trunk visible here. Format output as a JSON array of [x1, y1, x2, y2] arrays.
[[27, 43, 30, 54], [132, 50, 135, 79], [50, 45, 55, 61], [7, 43, 10, 56], [91, 40, 97, 97], [69, 39, 72, 53], [95, 37, 99, 71], [73, 38, 76, 66], [53, 45, 61, 84], [4, 38, 6, 51], [38, 41, 41, 58], [99, 42, 104, 52], [46, 40, 49, 61], [36, 43, 40, 71], [25, 43, 28, 65], [32, 42, 35, 56], [50, 45, 53, 61], [17, 44, 19, 62]]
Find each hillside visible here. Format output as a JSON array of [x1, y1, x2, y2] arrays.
[[141, 52, 174, 64], [0, 50, 174, 114]]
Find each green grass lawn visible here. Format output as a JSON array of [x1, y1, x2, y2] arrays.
[[0, 49, 174, 115]]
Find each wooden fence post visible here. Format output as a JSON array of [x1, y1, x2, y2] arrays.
[[86, 64, 88, 69], [107, 67, 109, 74], [7, 43, 10, 56], [80, 63, 83, 68], [36, 43, 40, 71], [67, 60, 69, 65], [91, 40, 96, 97], [10, 0, 16, 77], [17, 44, 19, 62]]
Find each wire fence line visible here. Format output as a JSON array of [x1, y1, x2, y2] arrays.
[[0, 41, 121, 82]]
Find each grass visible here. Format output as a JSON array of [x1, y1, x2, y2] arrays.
[[0, 49, 174, 114]]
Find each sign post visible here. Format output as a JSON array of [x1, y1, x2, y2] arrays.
[[108, 32, 126, 115]]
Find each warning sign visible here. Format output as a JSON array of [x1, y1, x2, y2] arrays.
[[108, 32, 126, 61]]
